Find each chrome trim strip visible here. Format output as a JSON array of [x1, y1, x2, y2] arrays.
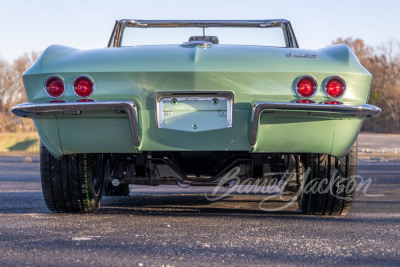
[[11, 101, 140, 147], [250, 102, 381, 146], [154, 91, 234, 128]]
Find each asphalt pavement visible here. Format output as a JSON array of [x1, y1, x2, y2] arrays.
[[0, 155, 399, 266], [358, 132, 400, 154]]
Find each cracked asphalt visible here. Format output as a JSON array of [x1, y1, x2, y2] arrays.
[[0, 156, 399, 266]]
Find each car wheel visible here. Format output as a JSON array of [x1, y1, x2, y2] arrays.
[[297, 142, 357, 216], [40, 142, 104, 213], [103, 182, 130, 196]]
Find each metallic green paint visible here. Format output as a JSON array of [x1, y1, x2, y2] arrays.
[[34, 118, 63, 158], [21, 43, 373, 158]]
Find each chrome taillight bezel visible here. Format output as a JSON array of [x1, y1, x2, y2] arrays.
[[44, 75, 65, 98], [295, 75, 318, 98], [73, 75, 95, 98], [323, 76, 346, 99]]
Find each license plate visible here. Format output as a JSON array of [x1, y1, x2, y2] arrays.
[[155, 92, 234, 132]]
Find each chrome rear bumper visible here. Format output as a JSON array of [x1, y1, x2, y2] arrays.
[[12, 101, 381, 149], [11, 101, 140, 147], [250, 102, 381, 146]]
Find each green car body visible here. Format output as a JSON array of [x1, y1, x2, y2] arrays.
[[15, 37, 377, 158]]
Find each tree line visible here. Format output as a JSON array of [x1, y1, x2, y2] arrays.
[[333, 38, 400, 133], [0, 52, 38, 132], [0, 38, 399, 133]]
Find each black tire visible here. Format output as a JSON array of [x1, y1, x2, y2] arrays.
[[103, 182, 130, 196], [298, 142, 357, 216], [40, 142, 104, 213]]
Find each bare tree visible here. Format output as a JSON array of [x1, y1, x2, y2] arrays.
[[0, 59, 12, 107], [373, 41, 400, 132], [333, 37, 374, 65], [334, 37, 400, 133], [0, 59, 13, 132], [0, 52, 39, 132], [11, 51, 40, 105]]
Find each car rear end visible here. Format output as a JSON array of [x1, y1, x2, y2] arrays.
[[12, 19, 381, 215]]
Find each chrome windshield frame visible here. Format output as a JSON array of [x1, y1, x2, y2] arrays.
[[108, 19, 299, 48]]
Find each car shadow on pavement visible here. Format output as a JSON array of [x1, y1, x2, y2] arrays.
[[98, 193, 400, 222], [99, 193, 299, 215], [1, 190, 399, 221]]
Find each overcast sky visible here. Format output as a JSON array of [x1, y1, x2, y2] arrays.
[[0, 0, 399, 62]]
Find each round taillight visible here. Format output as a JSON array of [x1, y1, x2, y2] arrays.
[[45, 76, 64, 98], [296, 76, 317, 98], [73, 76, 94, 98], [325, 76, 346, 98]]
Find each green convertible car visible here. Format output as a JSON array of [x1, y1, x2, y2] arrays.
[[12, 19, 381, 215]]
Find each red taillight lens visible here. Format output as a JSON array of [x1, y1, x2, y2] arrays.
[[45, 77, 64, 98], [325, 76, 346, 98], [74, 76, 94, 97], [296, 76, 317, 98], [48, 100, 66, 103], [294, 99, 315, 104], [323, 100, 342, 105], [76, 99, 94, 102]]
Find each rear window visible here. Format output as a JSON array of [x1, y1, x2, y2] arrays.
[[121, 27, 286, 47]]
